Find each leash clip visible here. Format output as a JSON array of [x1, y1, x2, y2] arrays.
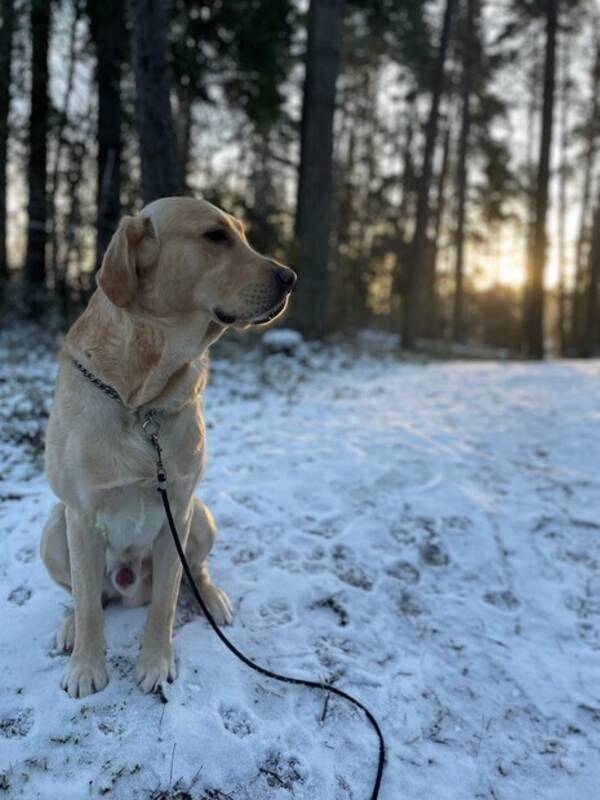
[[142, 409, 161, 441], [142, 410, 168, 491]]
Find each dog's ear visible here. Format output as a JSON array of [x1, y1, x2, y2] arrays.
[[97, 215, 158, 308]]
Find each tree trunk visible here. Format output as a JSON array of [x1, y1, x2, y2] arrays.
[[425, 120, 452, 339], [523, 0, 558, 360], [0, 0, 15, 280], [581, 194, 600, 357], [521, 37, 540, 349], [49, 0, 80, 301], [402, 0, 456, 349], [452, 0, 477, 343], [293, 0, 345, 337], [355, 67, 378, 327], [390, 89, 417, 325], [331, 108, 355, 328], [132, 0, 179, 205], [91, 0, 126, 266], [24, 0, 51, 288], [570, 31, 599, 352], [175, 84, 193, 193], [556, 30, 569, 355]]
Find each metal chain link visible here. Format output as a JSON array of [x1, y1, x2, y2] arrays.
[[72, 360, 124, 405]]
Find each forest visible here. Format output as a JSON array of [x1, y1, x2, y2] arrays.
[[0, 0, 599, 358]]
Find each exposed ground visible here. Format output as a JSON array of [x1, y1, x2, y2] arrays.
[[0, 328, 599, 799]]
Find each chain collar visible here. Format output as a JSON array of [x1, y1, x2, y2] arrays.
[[72, 358, 167, 487], [72, 359, 125, 406]]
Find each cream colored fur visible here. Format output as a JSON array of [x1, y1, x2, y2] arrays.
[[41, 196, 296, 698]]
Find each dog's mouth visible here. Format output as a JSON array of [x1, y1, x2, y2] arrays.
[[250, 298, 288, 326], [214, 296, 289, 328], [214, 308, 237, 325]]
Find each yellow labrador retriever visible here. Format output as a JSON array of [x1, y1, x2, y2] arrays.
[[40, 196, 296, 698]]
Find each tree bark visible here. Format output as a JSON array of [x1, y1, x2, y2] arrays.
[[425, 120, 452, 339], [557, 30, 569, 355], [293, 0, 345, 337], [24, 0, 51, 288], [452, 0, 477, 343], [402, 0, 456, 349], [132, 0, 179, 205], [90, 0, 126, 266], [49, 0, 80, 300], [582, 194, 600, 357], [390, 89, 417, 325], [0, 0, 15, 279], [175, 83, 193, 193], [524, 0, 559, 360], [570, 32, 599, 352]]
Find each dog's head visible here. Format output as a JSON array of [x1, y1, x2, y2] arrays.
[[97, 197, 297, 329]]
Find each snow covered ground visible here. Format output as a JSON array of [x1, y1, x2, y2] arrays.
[[1, 328, 599, 800]]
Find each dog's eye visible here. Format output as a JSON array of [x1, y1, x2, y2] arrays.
[[203, 228, 230, 244]]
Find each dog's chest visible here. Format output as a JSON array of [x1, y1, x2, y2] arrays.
[[96, 486, 164, 555], [82, 400, 205, 490], [91, 405, 205, 556]]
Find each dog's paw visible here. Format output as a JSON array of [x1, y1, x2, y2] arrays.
[[200, 583, 234, 626], [62, 654, 108, 698], [57, 612, 75, 653], [135, 647, 177, 693]]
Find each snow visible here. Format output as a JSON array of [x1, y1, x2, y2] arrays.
[[1, 328, 600, 799], [261, 328, 304, 355]]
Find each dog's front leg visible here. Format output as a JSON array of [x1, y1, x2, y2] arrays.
[[61, 507, 108, 698], [135, 506, 191, 693]]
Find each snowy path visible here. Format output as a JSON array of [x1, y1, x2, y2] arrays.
[[1, 336, 599, 799]]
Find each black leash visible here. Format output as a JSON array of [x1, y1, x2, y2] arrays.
[[70, 361, 386, 797], [146, 415, 387, 799]]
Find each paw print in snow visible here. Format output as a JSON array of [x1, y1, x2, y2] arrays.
[[0, 708, 33, 738], [259, 598, 293, 627], [483, 590, 520, 611], [7, 585, 31, 605], [332, 545, 376, 591], [220, 705, 254, 738]]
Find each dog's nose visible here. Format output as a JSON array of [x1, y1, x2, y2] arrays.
[[275, 266, 297, 292]]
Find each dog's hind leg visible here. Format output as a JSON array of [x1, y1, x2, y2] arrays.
[[185, 498, 234, 625], [40, 503, 76, 653], [40, 502, 71, 591]]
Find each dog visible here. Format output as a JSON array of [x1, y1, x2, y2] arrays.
[[40, 196, 296, 698]]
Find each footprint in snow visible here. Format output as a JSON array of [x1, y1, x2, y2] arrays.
[[220, 705, 254, 738], [269, 548, 303, 573], [259, 598, 293, 627], [419, 541, 450, 567], [14, 546, 36, 563], [310, 595, 349, 627], [258, 750, 307, 791], [396, 589, 426, 617], [385, 560, 420, 584], [483, 590, 520, 611], [7, 585, 31, 605], [301, 544, 327, 574], [332, 545, 376, 591], [231, 545, 264, 565], [0, 708, 34, 738], [303, 517, 342, 540]]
